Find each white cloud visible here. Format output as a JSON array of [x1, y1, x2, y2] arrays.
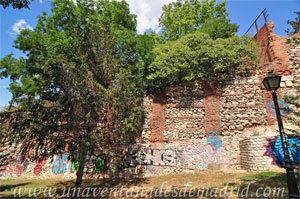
[[12, 19, 33, 34], [38, 0, 43, 3], [39, 0, 174, 34], [118, 0, 176, 34]]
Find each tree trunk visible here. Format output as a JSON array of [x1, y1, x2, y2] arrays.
[[75, 149, 87, 187]]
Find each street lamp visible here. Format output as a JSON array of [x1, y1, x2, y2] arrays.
[[262, 72, 299, 199]]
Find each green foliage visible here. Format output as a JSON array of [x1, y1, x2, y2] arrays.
[[197, 15, 238, 40], [145, 0, 255, 90], [252, 131, 261, 136], [159, 0, 238, 41], [147, 32, 258, 89], [284, 81, 300, 134], [286, 11, 300, 36], [0, 0, 31, 9], [286, 37, 300, 45], [0, 0, 146, 186]]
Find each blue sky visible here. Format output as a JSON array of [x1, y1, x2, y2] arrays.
[[0, 0, 299, 107]]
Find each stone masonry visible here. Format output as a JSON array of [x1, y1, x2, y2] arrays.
[[1, 22, 299, 178], [240, 136, 279, 171]]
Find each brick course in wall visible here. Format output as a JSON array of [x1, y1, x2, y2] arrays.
[[256, 22, 292, 125], [150, 93, 166, 149], [203, 81, 221, 134]]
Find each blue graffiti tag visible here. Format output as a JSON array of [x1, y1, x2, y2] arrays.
[[265, 136, 300, 166], [206, 130, 221, 150], [266, 100, 289, 117], [195, 163, 208, 169], [52, 154, 70, 174]]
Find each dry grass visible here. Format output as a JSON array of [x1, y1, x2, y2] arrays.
[[0, 170, 296, 198]]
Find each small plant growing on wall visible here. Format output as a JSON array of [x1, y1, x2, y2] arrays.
[[284, 82, 300, 135], [286, 11, 300, 44], [252, 131, 262, 136], [286, 11, 300, 36]]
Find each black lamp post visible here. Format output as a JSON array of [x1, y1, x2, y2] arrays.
[[262, 72, 300, 199]]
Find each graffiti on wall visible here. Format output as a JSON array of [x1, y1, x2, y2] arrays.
[[207, 130, 222, 150], [0, 144, 220, 177], [266, 100, 289, 117], [124, 131, 224, 169], [195, 163, 208, 169], [34, 158, 47, 175], [264, 136, 300, 166], [264, 137, 278, 165], [52, 154, 71, 174], [181, 131, 223, 168], [125, 148, 178, 167], [181, 144, 223, 165], [0, 131, 226, 178], [0, 155, 27, 177], [71, 154, 111, 174]]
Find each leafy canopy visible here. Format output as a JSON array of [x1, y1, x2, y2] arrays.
[[146, 0, 256, 89], [147, 32, 258, 88], [0, 0, 31, 9], [159, 0, 238, 41], [0, 0, 146, 186], [286, 11, 300, 36]]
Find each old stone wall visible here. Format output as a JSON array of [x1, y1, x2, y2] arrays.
[[219, 73, 267, 135], [289, 40, 300, 85], [129, 72, 269, 173], [239, 38, 300, 172], [1, 23, 299, 179], [164, 82, 205, 141], [282, 39, 300, 130]]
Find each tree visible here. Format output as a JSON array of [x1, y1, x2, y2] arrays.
[[0, 0, 146, 187], [147, 32, 257, 89], [0, 0, 31, 9], [159, 0, 238, 41], [146, 0, 256, 89], [286, 11, 300, 36]]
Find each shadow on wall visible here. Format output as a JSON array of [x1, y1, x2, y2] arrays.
[[0, 153, 122, 178], [0, 131, 227, 178]]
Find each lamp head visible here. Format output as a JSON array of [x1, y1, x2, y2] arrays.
[[262, 72, 281, 91]]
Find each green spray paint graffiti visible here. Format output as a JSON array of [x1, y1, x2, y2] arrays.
[[70, 154, 111, 174]]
